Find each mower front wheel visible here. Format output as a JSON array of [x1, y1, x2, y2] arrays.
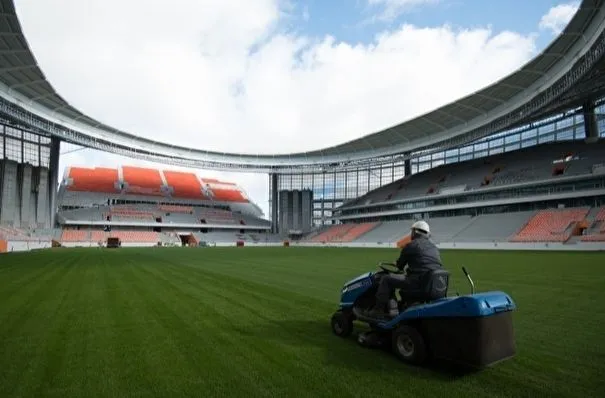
[[391, 324, 427, 365], [331, 311, 353, 337]]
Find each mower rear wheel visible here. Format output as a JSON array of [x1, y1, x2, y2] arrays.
[[331, 311, 353, 337], [391, 325, 427, 365]]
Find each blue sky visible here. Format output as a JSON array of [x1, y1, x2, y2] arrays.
[[284, 0, 569, 51]]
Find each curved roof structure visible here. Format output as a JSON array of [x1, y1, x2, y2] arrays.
[[0, 0, 605, 172]]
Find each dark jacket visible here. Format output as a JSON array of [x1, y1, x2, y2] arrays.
[[395, 235, 442, 278]]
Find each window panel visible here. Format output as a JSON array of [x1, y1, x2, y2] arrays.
[[489, 146, 503, 155], [556, 129, 574, 141], [40, 146, 50, 167], [5, 138, 21, 162], [24, 142, 39, 166], [505, 133, 519, 144], [5, 126, 21, 138], [574, 128, 586, 140], [521, 138, 537, 148]]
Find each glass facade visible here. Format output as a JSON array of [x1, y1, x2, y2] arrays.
[[409, 106, 604, 173], [0, 123, 52, 168], [271, 162, 407, 225], [271, 100, 605, 227]]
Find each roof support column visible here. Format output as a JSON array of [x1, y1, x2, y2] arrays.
[[583, 100, 599, 143], [270, 173, 279, 234], [404, 157, 412, 177], [48, 136, 60, 228]]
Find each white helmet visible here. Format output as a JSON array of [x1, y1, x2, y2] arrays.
[[411, 220, 430, 236]]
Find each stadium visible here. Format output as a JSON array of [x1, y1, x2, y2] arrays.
[[1, 0, 604, 396]]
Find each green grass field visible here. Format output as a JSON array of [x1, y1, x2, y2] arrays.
[[1, 247, 604, 397]]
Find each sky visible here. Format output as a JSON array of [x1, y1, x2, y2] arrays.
[[14, 0, 581, 217]]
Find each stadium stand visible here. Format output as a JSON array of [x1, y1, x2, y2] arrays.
[[54, 164, 273, 246], [510, 208, 590, 242], [46, 138, 605, 248], [62, 165, 251, 203], [308, 206, 605, 245], [343, 141, 605, 208]]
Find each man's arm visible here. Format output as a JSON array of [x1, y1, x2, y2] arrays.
[[395, 246, 409, 270], [396, 240, 419, 271]]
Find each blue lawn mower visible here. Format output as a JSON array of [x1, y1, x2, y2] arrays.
[[330, 262, 517, 369]]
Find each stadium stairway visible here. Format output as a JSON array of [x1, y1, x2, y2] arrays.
[[581, 207, 605, 242], [584, 206, 603, 225]]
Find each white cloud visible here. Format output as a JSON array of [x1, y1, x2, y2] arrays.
[[367, 0, 440, 22], [539, 1, 580, 35], [14, 0, 548, 217]]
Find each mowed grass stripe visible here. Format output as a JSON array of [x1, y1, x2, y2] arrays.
[[141, 263, 307, 396], [0, 247, 604, 397], [132, 258, 347, 397], [1, 258, 82, 397]]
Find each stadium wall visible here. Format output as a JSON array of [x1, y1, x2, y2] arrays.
[[59, 242, 157, 248], [0, 122, 56, 229], [287, 241, 605, 251], [45, 240, 602, 251], [1, 240, 52, 253]]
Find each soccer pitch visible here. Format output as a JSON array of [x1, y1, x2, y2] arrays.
[[0, 246, 604, 397]]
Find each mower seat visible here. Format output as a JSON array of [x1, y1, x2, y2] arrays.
[[399, 269, 450, 304]]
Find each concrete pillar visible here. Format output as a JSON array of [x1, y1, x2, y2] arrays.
[[583, 100, 599, 143], [404, 158, 412, 176], [48, 137, 60, 227], [270, 173, 278, 234]]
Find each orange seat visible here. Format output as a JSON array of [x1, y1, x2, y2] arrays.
[[201, 179, 248, 202], [67, 167, 119, 193], [164, 171, 206, 199], [159, 204, 194, 213], [122, 166, 164, 196], [332, 222, 379, 242], [511, 208, 589, 242], [311, 224, 356, 242], [61, 230, 89, 242], [91, 230, 159, 243]]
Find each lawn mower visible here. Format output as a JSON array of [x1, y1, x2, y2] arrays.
[[330, 262, 516, 369]]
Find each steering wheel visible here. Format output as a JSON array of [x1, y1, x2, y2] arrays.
[[378, 262, 402, 274]]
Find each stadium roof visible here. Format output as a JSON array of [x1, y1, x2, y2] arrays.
[[0, 0, 605, 172]]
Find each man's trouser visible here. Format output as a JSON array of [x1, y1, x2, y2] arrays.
[[375, 273, 422, 308]]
